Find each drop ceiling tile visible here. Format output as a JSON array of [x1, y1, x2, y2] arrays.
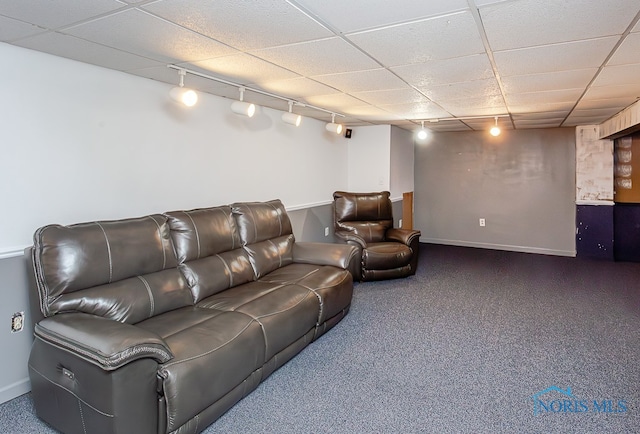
[[392, 54, 494, 88], [15, 31, 163, 71], [376, 101, 452, 120], [582, 84, 640, 101], [346, 11, 485, 67], [513, 118, 566, 127], [608, 32, 640, 66], [142, 0, 332, 51], [311, 68, 408, 93], [570, 107, 625, 119], [64, 9, 239, 64], [341, 106, 406, 122], [502, 69, 597, 94], [251, 77, 338, 99], [512, 111, 570, 121], [514, 121, 565, 129], [251, 37, 380, 76], [293, 0, 469, 33], [506, 89, 584, 106], [574, 96, 635, 111], [303, 93, 366, 112], [0, 15, 44, 41], [564, 114, 616, 126], [480, 0, 640, 50], [438, 95, 507, 114], [422, 78, 502, 102], [593, 63, 640, 86], [190, 53, 300, 84], [0, 0, 123, 28], [350, 88, 428, 106], [508, 102, 576, 114], [494, 37, 619, 77]]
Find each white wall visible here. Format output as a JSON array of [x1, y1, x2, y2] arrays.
[[415, 128, 577, 256], [390, 126, 415, 198], [346, 124, 391, 193], [0, 42, 349, 254]]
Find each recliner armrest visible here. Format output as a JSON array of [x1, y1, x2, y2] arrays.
[[293, 242, 359, 269], [34, 313, 173, 371], [334, 230, 367, 249], [386, 228, 421, 246]]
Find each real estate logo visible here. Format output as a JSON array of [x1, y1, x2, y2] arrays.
[[531, 386, 627, 416]]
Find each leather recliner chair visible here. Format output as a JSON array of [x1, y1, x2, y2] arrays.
[[333, 191, 421, 281]]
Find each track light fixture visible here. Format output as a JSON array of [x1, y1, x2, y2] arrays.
[[490, 116, 501, 136], [282, 101, 302, 126], [231, 87, 256, 117], [326, 113, 343, 134], [417, 121, 428, 140], [169, 69, 198, 107]]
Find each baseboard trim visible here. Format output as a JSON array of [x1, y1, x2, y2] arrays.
[[0, 377, 30, 404], [420, 238, 577, 257]]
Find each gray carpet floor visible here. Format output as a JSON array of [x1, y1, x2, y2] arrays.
[[2, 243, 639, 433]]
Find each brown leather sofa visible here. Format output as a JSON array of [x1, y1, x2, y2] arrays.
[[26, 200, 358, 434], [333, 191, 421, 281]]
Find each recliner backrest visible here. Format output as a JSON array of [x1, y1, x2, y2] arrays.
[[333, 191, 394, 242], [232, 200, 294, 279], [30, 215, 192, 323], [166, 206, 255, 303]]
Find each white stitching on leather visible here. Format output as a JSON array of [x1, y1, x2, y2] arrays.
[[34, 334, 172, 369], [185, 213, 201, 260], [95, 222, 113, 283], [161, 317, 255, 369], [220, 207, 236, 250], [215, 253, 233, 288], [148, 215, 166, 270], [78, 398, 87, 434], [137, 275, 155, 317], [28, 364, 114, 418]]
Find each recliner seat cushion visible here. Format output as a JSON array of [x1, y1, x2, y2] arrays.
[[137, 307, 265, 433], [197, 282, 320, 361], [362, 242, 413, 270], [259, 264, 353, 324]]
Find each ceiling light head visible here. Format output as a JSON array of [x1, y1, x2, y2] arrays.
[[326, 113, 343, 134], [231, 87, 256, 117], [490, 116, 501, 136], [282, 101, 302, 126], [417, 120, 428, 140], [169, 69, 198, 107]]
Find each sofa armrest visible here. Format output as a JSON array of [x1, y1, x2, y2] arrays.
[[293, 242, 359, 270], [334, 230, 367, 249], [34, 313, 173, 371], [386, 228, 421, 246]]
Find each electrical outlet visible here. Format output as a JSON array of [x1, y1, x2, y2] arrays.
[[479, 218, 486, 227], [399, 218, 403, 228], [11, 312, 24, 333], [324, 227, 329, 237]]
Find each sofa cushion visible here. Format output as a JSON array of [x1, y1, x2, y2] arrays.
[[197, 281, 320, 361], [259, 264, 353, 325], [232, 200, 295, 278], [362, 242, 413, 269], [31, 215, 184, 319], [51, 268, 191, 323], [166, 207, 240, 262], [139, 308, 265, 433], [231, 200, 293, 245], [167, 207, 255, 302]]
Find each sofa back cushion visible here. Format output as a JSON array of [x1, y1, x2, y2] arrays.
[[31, 215, 192, 323], [232, 200, 294, 278], [166, 207, 255, 302], [333, 191, 394, 242]]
